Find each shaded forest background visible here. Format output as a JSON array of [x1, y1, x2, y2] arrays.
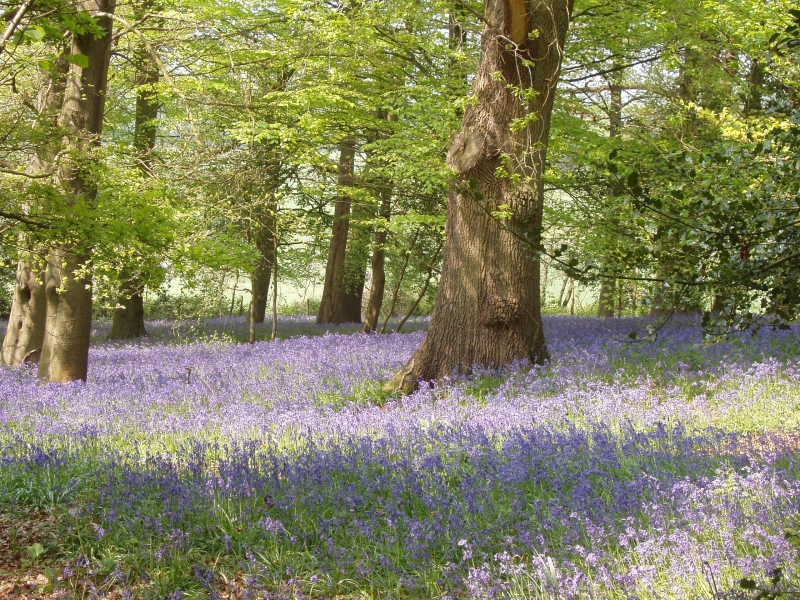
[[2, 0, 800, 376]]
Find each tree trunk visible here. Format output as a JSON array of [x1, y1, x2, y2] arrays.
[[570, 285, 575, 315], [387, 0, 572, 393], [711, 294, 725, 314], [109, 273, 147, 339], [363, 182, 392, 333], [540, 258, 549, 304], [598, 71, 622, 318], [38, 0, 115, 383], [249, 215, 275, 325], [337, 193, 371, 323], [744, 59, 764, 118], [562, 279, 573, 308], [2, 258, 46, 365], [557, 274, 568, 307], [317, 138, 356, 324], [270, 233, 278, 341], [597, 279, 616, 317], [38, 247, 95, 383], [396, 268, 434, 333], [2, 57, 68, 366], [110, 9, 157, 340], [379, 231, 418, 334], [229, 272, 238, 316]]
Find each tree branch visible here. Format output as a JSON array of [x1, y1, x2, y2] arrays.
[[0, 0, 34, 55]]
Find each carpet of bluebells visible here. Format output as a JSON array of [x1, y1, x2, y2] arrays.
[[1, 315, 799, 599]]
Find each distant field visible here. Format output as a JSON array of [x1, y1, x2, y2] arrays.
[[1, 315, 798, 599]]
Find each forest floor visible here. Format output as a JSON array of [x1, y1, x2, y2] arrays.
[[0, 315, 799, 599]]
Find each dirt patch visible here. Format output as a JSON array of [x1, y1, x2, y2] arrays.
[[0, 507, 62, 599]]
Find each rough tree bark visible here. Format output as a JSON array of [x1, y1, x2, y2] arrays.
[[387, 0, 572, 392], [1, 57, 69, 366], [38, 0, 115, 383], [317, 138, 356, 324], [110, 8, 157, 339]]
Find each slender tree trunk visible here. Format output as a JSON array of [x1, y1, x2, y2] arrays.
[[251, 266, 271, 324], [249, 298, 257, 344], [337, 193, 371, 323], [229, 272, 238, 316], [570, 285, 575, 315], [270, 233, 278, 341], [744, 59, 764, 118], [2, 57, 68, 366], [597, 279, 616, 317], [38, 0, 115, 383], [711, 294, 725, 314], [363, 182, 392, 333], [109, 272, 146, 338], [557, 275, 568, 307], [598, 72, 622, 318], [396, 268, 434, 333], [379, 232, 418, 334], [540, 258, 549, 304], [387, 0, 572, 392], [707, 60, 765, 316], [562, 279, 573, 308], [317, 138, 356, 324], [249, 211, 275, 325], [110, 10, 157, 339]]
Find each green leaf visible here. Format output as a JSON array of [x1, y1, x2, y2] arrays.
[[26, 543, 45, 560], [23, 27, 45, 41], [65, 53, 89, 68]]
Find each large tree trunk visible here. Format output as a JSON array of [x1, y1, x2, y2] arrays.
[[38, 0, 115, 383], [2, 57, 69, 366], [363, 182, 392, 333], [38, 248, 94, 382], [317, 138, 356, 324], [110, 6, 158, 340], [387, 0, 572, 392]]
